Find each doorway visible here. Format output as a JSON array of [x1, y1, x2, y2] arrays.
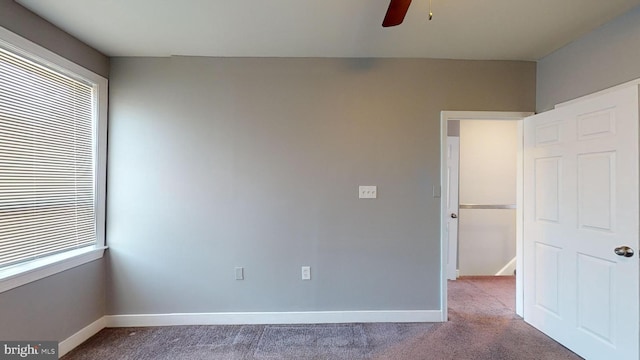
[[440, 111, 532, 321], [456, 119, 517, 276]]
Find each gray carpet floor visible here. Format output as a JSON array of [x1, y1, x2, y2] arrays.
[[63, 276, 583, 359]]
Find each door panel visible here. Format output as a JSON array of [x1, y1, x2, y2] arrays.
[[524, 85, 639, 360], [577, 152, 615, 231], [534, 157, 561, 222], [576, 254, 615, 344], [534, 242, 561, 315]]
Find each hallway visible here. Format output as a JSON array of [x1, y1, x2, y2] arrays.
[[374, 276, 583, 359]]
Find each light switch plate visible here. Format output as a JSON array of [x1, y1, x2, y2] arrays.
[[235, 267, 244, 280], [301, 266, 311, 280], [359, 186, 377, 199]]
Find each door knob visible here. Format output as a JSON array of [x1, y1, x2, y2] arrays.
[[614, 246, 634, 258], [450, 213, 458, 219]]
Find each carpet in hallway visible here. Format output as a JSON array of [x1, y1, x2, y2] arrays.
[[372, 276, 583, 360]]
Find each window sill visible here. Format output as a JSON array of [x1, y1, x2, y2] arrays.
[[0, 246, 107, 294]]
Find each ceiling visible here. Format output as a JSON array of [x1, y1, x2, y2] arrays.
[[16, 0, 640, 60]]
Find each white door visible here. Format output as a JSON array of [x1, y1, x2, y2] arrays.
[[524, 85, 639, 359], [446, 136, 459, 280]]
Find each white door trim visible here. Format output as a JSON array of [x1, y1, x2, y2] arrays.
[[445, 135, 459, 281], [440, 111, 533, 321]]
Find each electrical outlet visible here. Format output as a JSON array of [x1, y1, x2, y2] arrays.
[[235, 267, 244, 280], [301, 266, 311, 280]]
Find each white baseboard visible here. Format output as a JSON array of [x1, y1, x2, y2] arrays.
[[495, 257, 517, 276], [104, 310, 443, 327], [59, 310, 442, 356], [59, 316, 106, 357]]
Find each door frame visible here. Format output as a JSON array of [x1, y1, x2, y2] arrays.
[[444, 135, 459, 281], [440, 111, 533, 321]]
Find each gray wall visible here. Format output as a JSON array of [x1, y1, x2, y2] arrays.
[[537, 5, 640, 112], [0, 0, 108, 342], [107, 56, 535, 314], [0, 261, 105, 340]]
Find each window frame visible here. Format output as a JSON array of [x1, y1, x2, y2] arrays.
[[0, 25, 107, 293]]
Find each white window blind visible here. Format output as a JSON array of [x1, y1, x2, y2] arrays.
[[0, 46, 97, 269]]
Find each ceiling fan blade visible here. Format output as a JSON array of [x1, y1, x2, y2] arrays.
[[382, 0, 412, 27]]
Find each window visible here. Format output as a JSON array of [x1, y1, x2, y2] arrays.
[[0, 26, 107, 292]]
